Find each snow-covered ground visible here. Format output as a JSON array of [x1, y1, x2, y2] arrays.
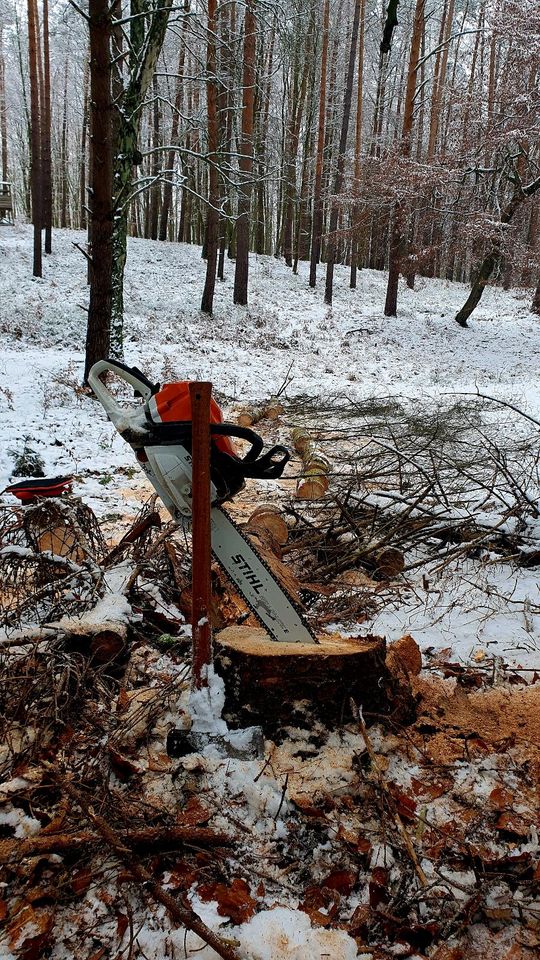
[[1, 226, 540, 960], [1, 224, 539, 671]]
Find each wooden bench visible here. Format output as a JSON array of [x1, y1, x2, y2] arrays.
[[0, 183, 14, 223]]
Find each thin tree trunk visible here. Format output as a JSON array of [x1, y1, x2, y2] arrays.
[[383, 0, 425, 317], [531, 275, 540, 316], [60, 58, 69, 228], [350, 0, 366, 289], [85, 0, 113, 381], [159, 13, 187, 241], [324, 0, 362, 306], [233, 0, 256, 305], [42, 0, 52, 251], [27, 0, 42, 277], [309, 0, 330, 288], [455, 176, 540, 327], [0, 27, 8, 189], [80, 54, 89, 230], [201, 0, 220, 314]]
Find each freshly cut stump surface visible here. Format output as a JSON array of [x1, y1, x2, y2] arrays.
[[215, 626, 395, 730]]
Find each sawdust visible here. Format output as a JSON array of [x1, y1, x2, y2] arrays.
[[411, 674, 540, 774]]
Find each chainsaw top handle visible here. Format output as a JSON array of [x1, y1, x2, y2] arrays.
[[88, 359, 159, 428]]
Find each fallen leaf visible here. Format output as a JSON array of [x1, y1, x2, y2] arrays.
[[197, 878, 257, 924], [7, 903, 55, 960], [177, 797, 211, 827], [71, 867, 93, 897], [495, 812, 531, 838], [107, 745, 142, 778], [369, 867, 389, 909], [321, 868, 358, 895], [116, 912, 129, 940], [488, 786, 514, 811], [300, 885, 341, 927]]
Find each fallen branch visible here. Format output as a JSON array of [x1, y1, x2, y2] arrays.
[[351, 699, 428, 888], [0, 824, 230, 863], [47, 773, 243, 960]]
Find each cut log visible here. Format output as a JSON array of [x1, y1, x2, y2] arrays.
[[215, 626, 411, 729], [368, 545, 405, 580], [291, 427, 331, 500], [246, 505, 289, 546], [236, 401, 284, 427]]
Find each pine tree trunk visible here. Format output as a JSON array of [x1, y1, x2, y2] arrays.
[[350, 0, 366, 289], [27, 0, 42, 277], [201, 0, 220, 314], [324, 0, 362, 306], [60, 58, 69, 228], [309, 0, 330, 288], [85, 0, 113, 382], [233, 0, 256, 306], [42, 0, 52, 252]]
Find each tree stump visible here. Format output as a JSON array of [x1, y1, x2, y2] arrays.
[[215, 626, 404, 731]]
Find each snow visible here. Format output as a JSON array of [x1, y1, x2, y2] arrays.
[[189, 664, 228, 735], [1, 226, 539, 669], [1, 226, 540, 959]]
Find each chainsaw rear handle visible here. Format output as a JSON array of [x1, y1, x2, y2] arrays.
[[88, 359, 158, 428], [212, 425, 290, 477], [151, 420, 290, 477]]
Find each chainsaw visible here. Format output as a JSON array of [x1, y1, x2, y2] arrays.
[[88, 360, 316, 644]]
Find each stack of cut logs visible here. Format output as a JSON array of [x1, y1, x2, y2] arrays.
[[291, 428, 331, 500]]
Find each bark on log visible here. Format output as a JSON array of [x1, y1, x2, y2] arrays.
[[367, 545, 405, 580], [236, 401, 284, 428], [215, 626, 410, 729], [291, 428, 331, 500]]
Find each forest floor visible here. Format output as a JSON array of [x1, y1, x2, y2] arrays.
[[0, 225, 539, 959]]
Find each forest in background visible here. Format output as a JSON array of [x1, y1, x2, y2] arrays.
[[0, 0, 539, 366]]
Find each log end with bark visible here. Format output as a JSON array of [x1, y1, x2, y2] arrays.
[[215, 626, 416, 731]]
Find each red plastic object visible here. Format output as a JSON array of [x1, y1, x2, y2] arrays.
[[6, 475, 74, 503]]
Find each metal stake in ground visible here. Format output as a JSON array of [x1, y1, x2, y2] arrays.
[[189, 381, 213, 689]]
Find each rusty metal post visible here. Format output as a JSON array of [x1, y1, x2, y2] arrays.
[[189, 381, 213, 689]]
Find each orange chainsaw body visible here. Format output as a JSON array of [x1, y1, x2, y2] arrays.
[[149, 383, 237, 458]]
